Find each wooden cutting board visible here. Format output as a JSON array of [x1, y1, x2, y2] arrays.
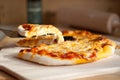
[[0, 47, 120, 80]]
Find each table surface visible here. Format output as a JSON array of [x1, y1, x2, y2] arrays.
[[0, 25, 120, 80], [0, 70, 120, 80]]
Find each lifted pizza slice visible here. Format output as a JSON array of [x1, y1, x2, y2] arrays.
[[17, 24, 64, 47]]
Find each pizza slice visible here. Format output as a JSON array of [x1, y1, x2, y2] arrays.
[[17, 24, 64, 47], [17, 30, 116, 65]]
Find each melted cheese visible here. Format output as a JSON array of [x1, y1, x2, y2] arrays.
[[18, 24, 64, 43], [45, 41, 92, 53], [17, 30, 116, 65]]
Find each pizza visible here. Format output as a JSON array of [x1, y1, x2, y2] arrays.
[[17, 24, 64, 47], [17, 30, 116, 65], [16, 35, 57, 47]]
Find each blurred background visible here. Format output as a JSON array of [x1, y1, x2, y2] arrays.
[[0, 0, 120, 25]]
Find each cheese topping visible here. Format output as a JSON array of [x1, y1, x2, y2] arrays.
[[18, 24, 64, 43], [17, 30, 116, 65], [18, 41, 97, 60]]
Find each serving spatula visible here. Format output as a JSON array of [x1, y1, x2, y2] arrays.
[[0, 31, 23, 48]]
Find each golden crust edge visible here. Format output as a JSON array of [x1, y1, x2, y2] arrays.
[[74, 41, 116, 64], [17, 44, 116, 66]]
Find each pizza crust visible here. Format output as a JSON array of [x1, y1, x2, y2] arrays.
[[18, 53, 73, 65], [96, 45, 115, 60], [18, 45, 115, 65], [18, 52, 95, 66]]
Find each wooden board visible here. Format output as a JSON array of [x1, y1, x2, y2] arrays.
[[0, 47, 120, 80]]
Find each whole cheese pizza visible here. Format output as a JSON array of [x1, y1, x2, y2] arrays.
[[17, 28, 116, 65], [17, 24, 64, 47]]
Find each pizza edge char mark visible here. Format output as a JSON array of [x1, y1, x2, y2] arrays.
[[18, 24, 64, 43]]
